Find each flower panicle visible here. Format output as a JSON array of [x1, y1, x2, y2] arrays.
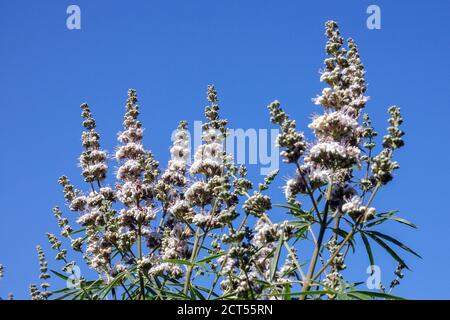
[[370, 106, 405, 185], [79, 103, 108, 183], [36, 245, 52, 299], [268, 100, 307, 164]]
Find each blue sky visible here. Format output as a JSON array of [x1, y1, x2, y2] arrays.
[[0, 0, 449, 299]]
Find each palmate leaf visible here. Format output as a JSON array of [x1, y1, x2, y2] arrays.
[[274, 204, 314, 220], [159, 258, 193, 267], [51, 269, 69, 281], [366, 210, 417, 229], [283, 283, 292, 300], [287, 220, 312, 229], [365, 232, 410, 270], [287, 220, 310, 241], [190, 285, 206, 300], [128, 277, 162, 300], [195, 284, 217, 296], [52, 287, 79, 300], [383, 215, 417, 229], [197, 252, 225, 264], [143, 279, 190, 300], [366, 230, 421, 259], [360, 233, 375, 271], [69, 228, 86, 236], [217, 292, 241, 300], [99, 272, 127, 299], [260, 290, 331, 299], [347, 290, 405, 300], [50, 270, 103, 300], [328, 279, 404, 300]]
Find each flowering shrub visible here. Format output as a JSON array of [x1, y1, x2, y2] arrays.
[[18, 21, 417, 300]]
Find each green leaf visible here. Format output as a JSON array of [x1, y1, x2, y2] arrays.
[[98, 272, 127, 299], [53, 289, 78, 300], [51, 270, 69, 281], [348, 290, 405, 300], [270, 236, 283, 281], [360, 233, 375, 271], [196, 252, 225, 264], [366, 233, 410, 270], [283, 283, 292, 300], [274, 204, 313, 220], [366, 214, 417, 229], [367, 231, 421, 259], [190, 285, 206, 300], [159, 259, 193, 266], [69, 228, 86, 235], [336, 292, 353, 300], [261, 290, 330, 298], [383, 215, 417, 229], [286, 220, 311, 229]]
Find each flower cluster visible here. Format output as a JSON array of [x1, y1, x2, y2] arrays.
[[305, 21, 368, 182], [268, 100, 307, 164], [243, 192, 272, 218], [0, 265, 13, 300], [116, 89, 159, 231], [29, 246, 51, 300], [266, 20, 409, 299], [323, 239, 346, 295], [36, 246, 51, 299], [79, 103, 108, 183], [370, 106, 405, 185], [342, 195, 376, 222], [27, 20, 412, 301]]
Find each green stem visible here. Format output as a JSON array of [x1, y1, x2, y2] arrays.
[[295, 162, 323, 224], [311, 182, 382, 283], [120, 280, 133, 300], [184, 226, 201, 295], [300, 179, 333, 299], [137, 224, 145, 300], [362, 136, 374, 202]]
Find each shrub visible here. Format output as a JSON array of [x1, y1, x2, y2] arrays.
[[24, 21, 417, 300]]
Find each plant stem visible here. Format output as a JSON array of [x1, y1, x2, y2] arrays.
[[120, 280, 133, 300], [137, 224, 145, 300], [295, 162, 323, 224], [311, 181, 382, 283], [362, 136, 374, 202], [311, 227, 356, 284], [184, 226, 201, 295], [111, 286, 117, 300], [300, 179, 333, 299]]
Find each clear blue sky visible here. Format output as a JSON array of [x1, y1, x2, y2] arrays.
[[0, 0, 449, 299]]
